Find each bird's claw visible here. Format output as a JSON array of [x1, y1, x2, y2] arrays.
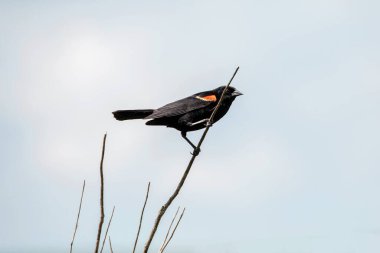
[[191, 147, 201, 156], [205, 120, 213, 127]]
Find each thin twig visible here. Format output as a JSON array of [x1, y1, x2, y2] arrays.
[[109, 236, 114, 253], [133, 182, 151, 253], [100, 206, 115, 253], [143, 67, 240, 253], [94, 133, 107, 253], [70, 180, 86, 253], [159, 207, 180, 252], [160, 208, 186, 253]]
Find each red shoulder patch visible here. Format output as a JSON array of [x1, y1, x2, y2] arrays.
[[196, 95, 217, 102]]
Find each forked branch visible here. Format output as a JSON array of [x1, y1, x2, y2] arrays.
[[100, 206, 115, 253], [160, 207, 186, 253], [159, 207, 180, 251]]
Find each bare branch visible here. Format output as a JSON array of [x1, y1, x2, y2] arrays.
[[133, 182, 151, 253], [94, 133, 107, 253], [160, 208, 186, 253], [143, 67, 240, 252], [159, 207, 180, 252], [100, 206, 116, 253], [109, 236, 114, 253], [70, 180, 86, 253], [197, 66, 240, 146]]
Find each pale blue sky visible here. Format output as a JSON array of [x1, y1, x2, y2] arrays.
[[1, 0, 379, 252]]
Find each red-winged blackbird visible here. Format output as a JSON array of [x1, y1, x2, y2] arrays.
[[113, 86, 242, 153]]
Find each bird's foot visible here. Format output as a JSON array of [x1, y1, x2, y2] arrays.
[[191, 147, 201, 156]]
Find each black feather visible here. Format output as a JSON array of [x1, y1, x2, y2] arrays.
[[147, 96, 212, 119], [112, 109, 154, 121]]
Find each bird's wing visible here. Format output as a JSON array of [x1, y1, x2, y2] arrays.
[[147, 95, 216, 119]]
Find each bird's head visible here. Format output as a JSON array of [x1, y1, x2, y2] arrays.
[[214, 86, 243, 101], [193, 86, 243, 103]]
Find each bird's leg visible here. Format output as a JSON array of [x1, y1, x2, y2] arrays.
[[205, 119, 213, 127], [181, 132, 200, 156], [190, 118, 209, 127], [181, 132, 196, 149]]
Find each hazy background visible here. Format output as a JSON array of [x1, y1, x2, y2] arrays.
[[1, 0, 379, 252]]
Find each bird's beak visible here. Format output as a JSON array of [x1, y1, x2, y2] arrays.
[[232, 90, 243, 97]]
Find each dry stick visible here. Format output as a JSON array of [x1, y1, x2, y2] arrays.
[[94, 134, 107, 253], [132, 182, 151, 253], [109, 236, 114, 253], [160, 208, 186, 253], [143, 67, 240, 253], [70, 180, 86, 253], [100, 206, 116, 253], [159, 207, 180, 252]]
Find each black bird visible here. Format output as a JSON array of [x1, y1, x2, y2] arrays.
[[112, 86, 243, 153]]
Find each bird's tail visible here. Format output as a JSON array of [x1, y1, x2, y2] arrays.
[[112, 109, 154, 121]]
